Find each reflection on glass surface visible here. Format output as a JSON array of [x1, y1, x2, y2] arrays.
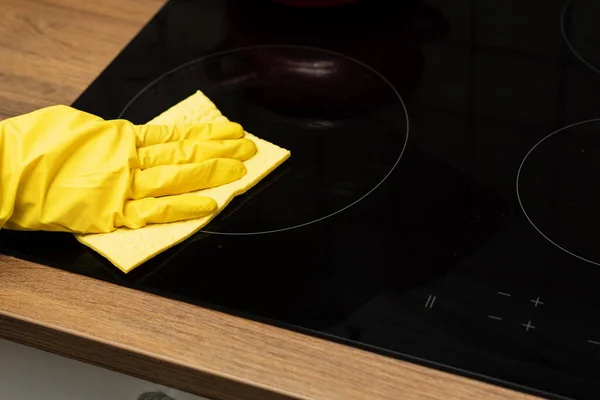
[[120, 45, 409, 235]]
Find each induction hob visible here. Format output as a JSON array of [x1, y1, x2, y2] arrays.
[[2, 0, 600, 398]]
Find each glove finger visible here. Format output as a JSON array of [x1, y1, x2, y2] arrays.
[[135, 120, 245, 147], [131, 158, 247, 199], [138, 138, 257, 169], [118, 194, 218, 229]]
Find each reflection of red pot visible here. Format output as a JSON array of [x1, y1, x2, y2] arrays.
[[205, 46, 400, 120], [219, 0, 449, 91], [268, 0, 357, 6], [209, 0, 449, 119]]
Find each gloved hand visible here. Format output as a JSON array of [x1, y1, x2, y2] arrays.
[[0, 105, 257, 233]]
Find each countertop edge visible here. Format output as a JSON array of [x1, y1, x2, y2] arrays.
[[0, 255, 538, 400]]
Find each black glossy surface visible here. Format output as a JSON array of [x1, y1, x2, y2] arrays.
[[2, 0, 600, 399], [120, 45, 409, 234]]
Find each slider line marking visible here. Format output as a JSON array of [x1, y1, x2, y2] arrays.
[[425, 295, 432, 308], [497, 292, 511, 297], [488, 315, 502, 320]]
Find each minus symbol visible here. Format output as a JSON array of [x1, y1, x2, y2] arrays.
[[497, 292, 511, 297], [588, 340, 600, 346], [488, 315, 502, 320]]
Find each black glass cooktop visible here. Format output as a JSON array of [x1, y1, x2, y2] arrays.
[[2, 0, 600, 398]]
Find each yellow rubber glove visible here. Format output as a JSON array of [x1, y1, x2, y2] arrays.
[[0, 105, 257, 233]]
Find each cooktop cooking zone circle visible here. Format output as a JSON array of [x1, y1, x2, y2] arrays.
[[516, 118, 600, 266], [561, 0, 600, 74], [120, 45, 409, 235]]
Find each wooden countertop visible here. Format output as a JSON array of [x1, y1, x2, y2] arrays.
[[0, 1, 540, 399]]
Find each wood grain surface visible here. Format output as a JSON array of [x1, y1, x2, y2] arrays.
[[0, 0, 164, 120], [0, 256, 539, 400], [0, 1, 541, 399]]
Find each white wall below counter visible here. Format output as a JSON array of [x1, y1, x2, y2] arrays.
[[0, 338, 211, 400]]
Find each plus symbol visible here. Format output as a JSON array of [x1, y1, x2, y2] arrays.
[[530, 296, 544, 307], [521, 321, 535, 332]]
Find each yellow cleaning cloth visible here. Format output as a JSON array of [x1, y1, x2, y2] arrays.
[[75, 91, 291, 273]]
